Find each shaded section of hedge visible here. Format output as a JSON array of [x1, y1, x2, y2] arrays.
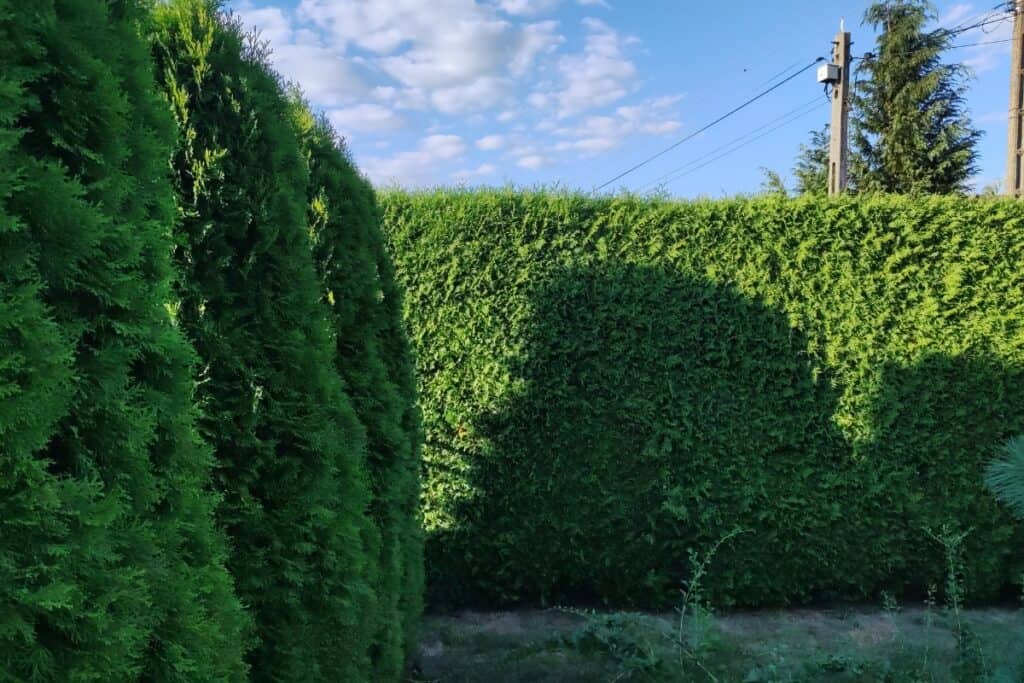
[[382, 191, 1024, 608], [293, 101, 424, 681], [0, 0, 249, 679], [152, 2, 374, 678]]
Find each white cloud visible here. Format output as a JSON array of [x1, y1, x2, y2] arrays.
[[236, 0, 642, 124], [327, 104, 404, 134], [964, 49, 1003, 74], [235, 4, 294, 46], [517, 154, 550, 169], [498, 0, 561, 16], [936, 4, 1013, 75], [431, 76, 512, 114], [232, 0, 663, 185], [290, 0, 565, 114], [476, 134, 506, 151], [372, 86, 430, 111], [374, 16, 514, 89], [938, 3, 973, 29], [362, 134, 467, 186], [453, 163, 498, 181], [511, 21, 566, 75], [231, 6, 373, 106], [273, 43, 372, 106], [296, 0, 421, 53], [421, 134, 468, 159], [551, 95, 682, 157], [977, 110, 1009, 125], [529, 17, 638, 118]]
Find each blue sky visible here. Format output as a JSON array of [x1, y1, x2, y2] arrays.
[[230, 0, 1015, 196]]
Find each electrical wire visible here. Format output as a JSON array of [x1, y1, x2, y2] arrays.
[[750, 59, 808, 90], [948, 37, 1014, 49], [648, 101, 828, 191], [853, 7, 1013, 64], [935, 7, 1013, 40], [853, 17, 1014, 63], [639, 96, 824, 191], [594, 2, 1013, 195], [591, 56, 825, 193]]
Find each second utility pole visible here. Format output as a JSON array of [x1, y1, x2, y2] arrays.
[[1007, 0, 1024, 196], [828, 27, 852, 196]]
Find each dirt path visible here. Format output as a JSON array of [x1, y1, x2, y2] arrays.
[[413, 607, 1024, 682]]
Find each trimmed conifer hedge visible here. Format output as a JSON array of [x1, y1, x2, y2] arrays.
[[151, 2, 375, 679], [382, 190, 1024, 609], [292, 100, 424, 681], [0, 0, 249, 679], [2, 1, 421, 679], [150, 2, 423, 679]]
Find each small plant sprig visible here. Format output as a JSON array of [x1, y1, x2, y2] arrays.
[[675, 527, 750, 682], [925, 523, 988, 681], [920, 582, 937, 680]]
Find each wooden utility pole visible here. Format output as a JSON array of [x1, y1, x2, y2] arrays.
[[1007, 0, 1024, 196], [828, 28, 852, 196]]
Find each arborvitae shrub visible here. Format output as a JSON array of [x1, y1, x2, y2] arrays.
[[152, 1, 375, 679], [382, 190, 1024, 609], [292, 100, 423, 681], [0, 0, 249, 679]]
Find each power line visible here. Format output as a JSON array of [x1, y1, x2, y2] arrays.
[[639, 96, 824, 191], [653, 103, 826, 191], [853, 17, 1014, 63], [591, 56, 825, 193], [949, 37, 1014, 49], [936, 7, 1013, 39], [649, 101, 828, 191], [941, 4, 1009, 36], [750, 59, 808, 90], [852, 9, 1012, 63]]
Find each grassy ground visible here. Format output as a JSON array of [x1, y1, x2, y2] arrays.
[[410, 606, 1024, 682]]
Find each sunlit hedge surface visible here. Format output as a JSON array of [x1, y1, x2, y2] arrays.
[[384, 190, 1024, 609]]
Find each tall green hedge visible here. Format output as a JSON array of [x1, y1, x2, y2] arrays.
[[151, 2, 375, 678], [0, 0, 249, 679], [292, 103, 423, 680], [382, 190, 1024, 608]]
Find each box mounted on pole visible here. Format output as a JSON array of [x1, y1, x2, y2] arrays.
[[821, 27, 852, 196]]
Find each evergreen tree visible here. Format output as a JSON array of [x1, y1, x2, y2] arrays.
[[151, 1, 375, 678], [291, 100, 424, 680], [793, 125, 830, 195], [0, 0, 250, 679], [759, 168, 789, 196], [851, 0, 982, 194]]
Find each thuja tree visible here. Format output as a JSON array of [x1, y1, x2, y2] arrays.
[[0, 0, 249, 679], [292, 100, 424, 680], [851, 0, 981, 194], [151, 1, 374, 679], [793, 125, 830, 195]]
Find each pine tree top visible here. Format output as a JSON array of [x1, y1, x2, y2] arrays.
[[851, 0, 983, 194]]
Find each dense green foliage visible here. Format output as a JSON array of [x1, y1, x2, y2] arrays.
[[793, 125, 829, 195], [292, 100, 424, 680], [151, 2, 394, 679], [851, 0, 981, 194], [0, 0, 249, 679], [382, 190, 1024, 609]]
